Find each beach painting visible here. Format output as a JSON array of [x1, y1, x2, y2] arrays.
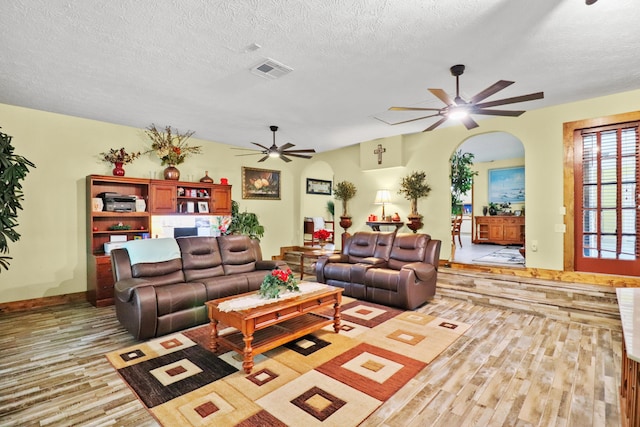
[[488, 166, 525, 203]]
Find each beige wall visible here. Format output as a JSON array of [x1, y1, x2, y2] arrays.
[[2, 87, 640, 303]]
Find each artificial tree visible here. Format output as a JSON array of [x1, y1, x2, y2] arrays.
[[398, 171, 432, 233], [0, 128, 35, 271]]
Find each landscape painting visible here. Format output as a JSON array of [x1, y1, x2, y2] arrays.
[[488, 166, 525, 203]]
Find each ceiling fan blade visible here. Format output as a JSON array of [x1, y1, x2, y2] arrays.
[[474, 92, 544, 109], [392, 113, 442, 126], [279, 142, 295, 151], [231, 147, 262, 151], [429, 88, 455, 106], [251, 142, 270, 150], [460, 115, 480, 130], [469, 80, 514, 104], [257, 155, 270, 162], [279, 154, 292, 163], [285, 153, 314, 159], [234, 153, 263, 157], [282, 149, 316, 154], [472, 108, 525, 117], [389, 106, 442, 112], [423, 116, 449, 132]]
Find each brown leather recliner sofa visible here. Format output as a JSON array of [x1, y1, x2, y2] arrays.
[[111, 235, 288, 340], [315, 231, 441, 310]]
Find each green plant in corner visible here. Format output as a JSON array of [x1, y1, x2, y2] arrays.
[[224, 200, 265, 240], [0, 128, 36, 271], [450, 150, 478, 214]]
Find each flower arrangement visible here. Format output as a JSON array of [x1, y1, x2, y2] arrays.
[[313, 229, 332, 241], [99, 147, 141, 165], [145, 124, 202, 165], [258, 268, 299, 299]]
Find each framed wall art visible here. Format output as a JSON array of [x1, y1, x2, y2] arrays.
[[488, 166, 525, 203], [306, 178, 332, 195], [242, 167, 281, 200]]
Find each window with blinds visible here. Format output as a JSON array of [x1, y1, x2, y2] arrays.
[[575, 122, 640, 274]]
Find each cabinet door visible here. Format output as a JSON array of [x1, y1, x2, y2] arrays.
[[503, 224, 522, 243], [212, 186, 232, 215], [488, 223, 504, 241], [150, 183, 177, 213]]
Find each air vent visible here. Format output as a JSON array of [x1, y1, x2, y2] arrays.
[[250, 58, 293, 80]]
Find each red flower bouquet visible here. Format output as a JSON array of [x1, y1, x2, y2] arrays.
[[313, 229, 332, 241], [259, 268, 299, 299]]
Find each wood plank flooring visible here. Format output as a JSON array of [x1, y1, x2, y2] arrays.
[[0, 290, 622, 426]]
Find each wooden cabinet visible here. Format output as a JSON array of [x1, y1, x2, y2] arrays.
[[86, 175, 233, 306], [473, 215, 525, 245], [86, 175, 150, 307], [149, 180, 232, 215]]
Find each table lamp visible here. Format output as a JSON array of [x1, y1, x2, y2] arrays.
[[374, 189, 391, 219]]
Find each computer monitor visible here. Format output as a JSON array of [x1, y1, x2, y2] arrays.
[[173, 227, 198, 238]]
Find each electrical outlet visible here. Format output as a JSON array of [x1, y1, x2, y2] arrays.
[[531, 240, 538, 252], [559, 206, 566, 215]]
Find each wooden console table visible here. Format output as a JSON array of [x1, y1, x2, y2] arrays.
[[473, 215, 525, 245], [206, 285, 342, 373], [366, 221, 404, 231]]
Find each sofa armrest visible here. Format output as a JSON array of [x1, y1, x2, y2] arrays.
[[255, 260, 288, 271], [401, 262, 436, 282], [359, 257, 387, 268], [114, 278, 156, 303]]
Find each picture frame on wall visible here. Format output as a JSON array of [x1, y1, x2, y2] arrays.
[[197, 201, 209, 213], [242, 167, 281, 200], [306, 178, 332, 195], [488, 166, 525, 203]]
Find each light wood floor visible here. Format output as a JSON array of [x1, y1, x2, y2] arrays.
[[0, 291, 622, 426]]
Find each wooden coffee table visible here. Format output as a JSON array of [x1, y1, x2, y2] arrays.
[[205, 284, 343, 373]]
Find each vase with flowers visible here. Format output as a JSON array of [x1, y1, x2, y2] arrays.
[[145, 124, 202, 180], [99, 147, 141, 176], [313, 229, 332, 250], [258, 268, 299, 299]]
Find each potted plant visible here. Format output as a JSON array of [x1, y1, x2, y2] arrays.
[[224, 200, 265, 240], [99, 147, 141, 177], [258, 267, 299, 299], [398, 171, 432, 231], [333, 180, 357, 230], [0, 128, 36, 271], [450, 150, 478, 214], [326, 200, 335, 220], [145, 124, 202, 180]]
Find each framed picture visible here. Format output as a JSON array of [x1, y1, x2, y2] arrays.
[[197, 201, 209, 213], [488, 166, 525, 203], [306, 178, 332, 195], [242, 167, 281, 200]]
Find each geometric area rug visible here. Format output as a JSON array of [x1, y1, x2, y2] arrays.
[[105, 297, 471, 426]]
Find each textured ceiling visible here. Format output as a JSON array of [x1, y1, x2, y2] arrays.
[[1, 0, 639, 153]]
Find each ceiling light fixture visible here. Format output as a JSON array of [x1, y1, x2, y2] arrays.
[[586, 0, 598, 4], [448, 105, 469, 120]]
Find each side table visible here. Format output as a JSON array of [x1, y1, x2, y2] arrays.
[[365, 221, 404, 231], [300, 249, 339, 279]]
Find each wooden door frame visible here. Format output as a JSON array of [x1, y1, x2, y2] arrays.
[[563, 110, 640, 272]]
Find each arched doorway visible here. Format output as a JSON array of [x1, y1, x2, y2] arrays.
[[450, 132, 526, 267], [300, 161, 335, 247]]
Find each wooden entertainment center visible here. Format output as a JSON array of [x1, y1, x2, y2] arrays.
[[86, 175, 232, 307], [473, 215, 525, 245]]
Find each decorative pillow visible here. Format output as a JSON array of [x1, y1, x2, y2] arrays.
[[123, 238, 181, 265]]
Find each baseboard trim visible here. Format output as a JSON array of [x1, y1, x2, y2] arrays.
[[0, 292, 88, 314]]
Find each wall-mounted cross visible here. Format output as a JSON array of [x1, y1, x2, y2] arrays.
[[374, 144, 386, 165]]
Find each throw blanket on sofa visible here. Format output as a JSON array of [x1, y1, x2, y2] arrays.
[[123, 238, 181, 265]]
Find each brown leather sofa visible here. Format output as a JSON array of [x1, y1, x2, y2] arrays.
[[315, 231, 441, 310], [111, 235, 287, 340]]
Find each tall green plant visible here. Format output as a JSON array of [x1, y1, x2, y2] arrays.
[[224, 200, 265, 240], [450, 150, 478, 213], [0, 128, 35, 271]]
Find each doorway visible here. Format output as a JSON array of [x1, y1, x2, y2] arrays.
[[450, 132, 526, 267]]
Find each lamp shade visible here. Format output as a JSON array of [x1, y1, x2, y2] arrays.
[[374, 190, 391, 204]]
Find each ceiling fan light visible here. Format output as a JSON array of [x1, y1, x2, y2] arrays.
[[268, 151, 280, 158], [448, 106, 469, 120]]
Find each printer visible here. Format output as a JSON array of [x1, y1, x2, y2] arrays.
[[98, 192, 137, 212]]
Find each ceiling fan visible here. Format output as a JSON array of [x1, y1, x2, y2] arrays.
[[233, 125, 316, 162], [388, 64, 544, 132]]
